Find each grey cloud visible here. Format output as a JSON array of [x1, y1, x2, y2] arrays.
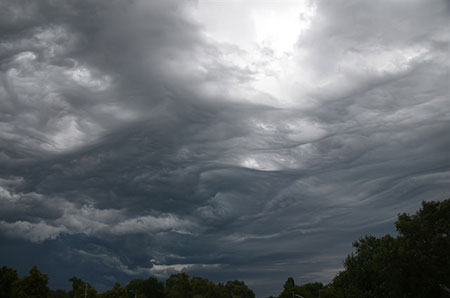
[[0, 178, 198, 242], [0, 0, 449, 297]]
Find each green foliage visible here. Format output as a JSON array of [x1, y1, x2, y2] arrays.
[[212, 282, 231, 298], [317, 286, 341, 298], [99, 282, 127, 298], [165, 273, 192, 298], [12, 265, 50, 298], [0, 266, 18, 298], [331, 235, 398, 298], [393, 199, 450, 297], [279, 278, 324, 298], [329, 198, 450, 298], [224, 280, 255, 298], [50, 289, 70, 298], [278, 277, 296, 298], [126, 277, 164, 298], [190, 277, 217, 298], [297, 282, 325, 298], [163, 274, 254, 298], [277, 199, 450, 298], [69, 276, 98, 298], [396, 200, 450, 294]]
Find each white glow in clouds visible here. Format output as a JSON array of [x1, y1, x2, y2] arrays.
[[195, 0, 316, 53], [193, 0, 317, 104], [252, 2, 316, 56], [191, 0, 319, 170]]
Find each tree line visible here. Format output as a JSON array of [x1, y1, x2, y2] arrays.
[[0, 268, 255, 298], [1, 199, 449, 298], [277, 198, 450, 298]]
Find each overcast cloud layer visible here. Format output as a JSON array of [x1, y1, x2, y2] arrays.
[[0, 0, 449, 296]]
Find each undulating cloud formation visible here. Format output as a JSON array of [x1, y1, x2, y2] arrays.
[[0, 0, 449, 296]]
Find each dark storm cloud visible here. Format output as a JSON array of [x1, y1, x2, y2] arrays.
[[1, 0, 449, 296]]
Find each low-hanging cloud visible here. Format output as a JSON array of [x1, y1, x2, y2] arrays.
[[1, 0, 449, 296]]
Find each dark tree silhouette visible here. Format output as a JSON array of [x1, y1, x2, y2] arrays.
[[12, 266, 50, 298], [165, 273, 192, 298], [0, 266, 18, 298], [126, 276, 164, 298]]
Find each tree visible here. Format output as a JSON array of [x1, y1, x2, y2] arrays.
[[68, 276, 97, 298], [279, 278, 325, 298], [100, 282, 127, 298], [212, 282, 232, 298], [12, 266, 50, 298], [317, 286, 341, 298], [126, 277, 165, 298], [394, 199, 450, 297], [0, 266, 18, 298], [279, 278, 297, 298], [224, 280, 255, 298], [297, 282, 325, 298], [331, 235, 398, 298], [190, 277, 217, 298], [50, 289, 70, 298], [330, 198, 450, 298], [165, 273, 192, 298]]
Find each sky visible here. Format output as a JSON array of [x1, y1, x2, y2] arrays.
[[0, 0, 449, 296]]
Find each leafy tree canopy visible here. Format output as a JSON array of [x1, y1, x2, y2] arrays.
[[69, 276, 97, 298], [0, 266, 18, 298], [12, 265, 50, 298], [99, 282, 127, 298], [225, 280, 255, 298], [278, 199, 450, 298], [126, 276, 164, 298], [165, 273, 192, 298], [330, 198, 450, 298]]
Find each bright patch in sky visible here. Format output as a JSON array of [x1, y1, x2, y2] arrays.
[[251, 2, 316, 55], [196, 0, 315, 53], [193, 0, 317, 104]]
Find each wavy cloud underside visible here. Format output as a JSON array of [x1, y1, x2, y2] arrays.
[[0, 0, 449, 296]]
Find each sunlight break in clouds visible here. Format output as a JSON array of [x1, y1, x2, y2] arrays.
[[252, 2, 316, 55], [194, 0, 317, 106]]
